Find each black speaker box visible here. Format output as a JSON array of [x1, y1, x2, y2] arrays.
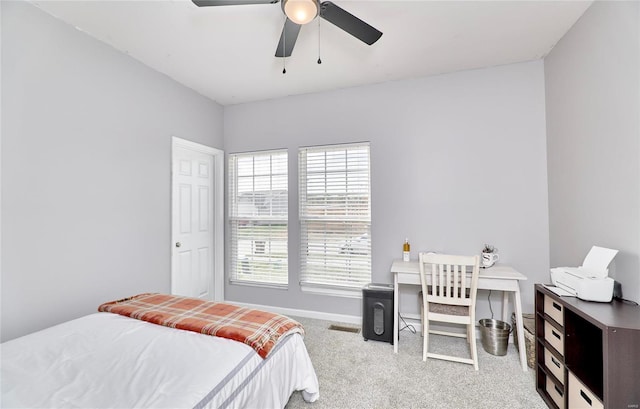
[[362, 283, 394, 344]]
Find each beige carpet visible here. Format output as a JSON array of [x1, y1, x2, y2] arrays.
[[285, 316, 546, 409]]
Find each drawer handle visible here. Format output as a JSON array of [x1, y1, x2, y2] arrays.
[[552, 301, 562, 312], [551, 356, 561, 368], [554, 384, 563, 396], [552, 330, 561, 340], [580, 390, 593, 406]]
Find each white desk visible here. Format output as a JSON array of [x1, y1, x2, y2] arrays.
[[391, 259, 528, 372]]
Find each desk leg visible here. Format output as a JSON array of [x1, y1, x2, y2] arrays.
[[393, 273, 399, 353], [502, 291, 509, 321], [513, 288, 527, 371]]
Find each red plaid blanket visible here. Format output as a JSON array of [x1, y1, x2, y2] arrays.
[[98, 293, 304, 358]]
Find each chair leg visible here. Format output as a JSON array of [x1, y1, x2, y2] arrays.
[[420, 298, 424, 337], [469, 323, 479, 370], [422, 320, 428, 362]]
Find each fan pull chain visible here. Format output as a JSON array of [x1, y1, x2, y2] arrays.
[[282, 19, 287, 74], [317, 18, 322, 64]]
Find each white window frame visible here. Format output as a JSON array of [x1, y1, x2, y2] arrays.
[[298, 142, 371, 296], [228, 149, 288, 287]]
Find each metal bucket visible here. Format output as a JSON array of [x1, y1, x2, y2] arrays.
[[479, 318, 511, 356]]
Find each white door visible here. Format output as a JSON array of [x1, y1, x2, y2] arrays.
[[171, 137, 224, 301]]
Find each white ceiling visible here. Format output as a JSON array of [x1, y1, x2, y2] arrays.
[[31, 0, 592, 106]]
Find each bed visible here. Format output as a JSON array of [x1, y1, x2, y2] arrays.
[[1, 294, 319, 408]]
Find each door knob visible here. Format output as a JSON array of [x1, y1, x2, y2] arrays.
[[175, 242, 182, 248]]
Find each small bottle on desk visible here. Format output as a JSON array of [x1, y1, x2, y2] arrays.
[[403, 238, 410, 262]]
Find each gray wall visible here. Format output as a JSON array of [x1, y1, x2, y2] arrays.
[[224, 60, 550, 320], [0, 1, 224, 341], [545, 1, 640, 303], [11, 0, 632, 341]]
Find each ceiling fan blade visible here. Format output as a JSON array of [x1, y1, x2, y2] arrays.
[[192, 0, 278, 7], [319, 1, 382, 45], [275, 18, 302, 57]]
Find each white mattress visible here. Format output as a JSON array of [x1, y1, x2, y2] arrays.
[[1, 312, 319, 408]]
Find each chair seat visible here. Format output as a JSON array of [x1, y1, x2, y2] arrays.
[[429, 302, 469, 316]]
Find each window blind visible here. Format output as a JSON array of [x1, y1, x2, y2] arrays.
[[299, 143, 371, 289], [229, 150, 288, 286]]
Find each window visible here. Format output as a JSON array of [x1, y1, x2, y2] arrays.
[[299, 143, 371, 291], [229, 150, 288, 286]]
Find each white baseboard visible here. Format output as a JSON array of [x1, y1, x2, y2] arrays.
[[229, 301, 514, 344], [231, 301, 361, 326]]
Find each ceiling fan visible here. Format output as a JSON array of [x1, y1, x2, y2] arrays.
[[192, 0, 383, 58]]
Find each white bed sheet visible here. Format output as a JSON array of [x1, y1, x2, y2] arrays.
[[1, 312, 319, 408]]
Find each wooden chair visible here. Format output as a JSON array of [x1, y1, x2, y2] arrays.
[[419, 252, 480, 370]]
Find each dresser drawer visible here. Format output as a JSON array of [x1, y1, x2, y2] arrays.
[[568, 372, 603, 409], [544, 294, 564, 325], [546, 376, 565, 409], [544, 346, 564, 384], [545, 320, 564, 355]]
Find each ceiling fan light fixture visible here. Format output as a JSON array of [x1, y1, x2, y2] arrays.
[[282, 0, 318, 25]]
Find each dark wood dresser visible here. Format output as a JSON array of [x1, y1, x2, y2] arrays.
[[535, 284, 640, 409]]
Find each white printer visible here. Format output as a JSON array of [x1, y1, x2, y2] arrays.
[[550, 246, 619, 302]]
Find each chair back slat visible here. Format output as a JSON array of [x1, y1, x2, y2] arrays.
[[431, 263, 437, 297], [461, 263, 466, 296], [453, 265, 459, 299]]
